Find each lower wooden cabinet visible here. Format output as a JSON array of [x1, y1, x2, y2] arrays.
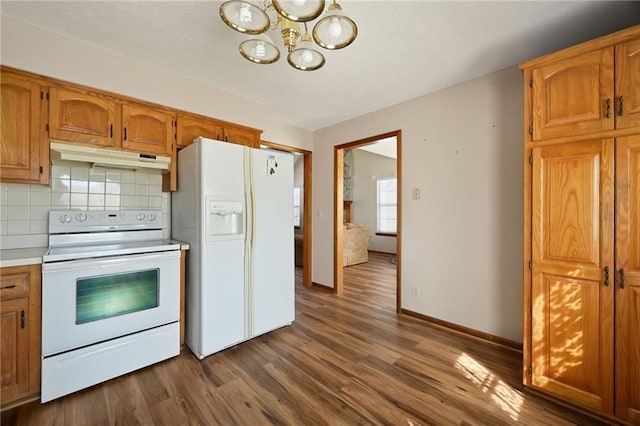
[[0, 264, 41, 406], [527, 136, 640, 422]]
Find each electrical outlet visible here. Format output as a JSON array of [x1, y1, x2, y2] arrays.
[[411, 287, 419, 298]]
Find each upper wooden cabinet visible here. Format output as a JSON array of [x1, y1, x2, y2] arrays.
[[531, 48, 614, 140], [615, 38, 640, 130], [176, 115, 223, 148], [122, 104, 174, 156], [49, 87, 117, 147], [224, 125, 260, 148], [176, 115, 261, 148], [527, 35, 640, 141], [0, 72, 48, 184]]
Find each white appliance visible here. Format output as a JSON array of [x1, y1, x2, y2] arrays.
[[41, 210, 181, 403], [172, 137, 294, 359], [50, 141, 171, 170]]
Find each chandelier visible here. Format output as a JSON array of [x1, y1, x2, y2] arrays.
[[219, 0, 358, 71]]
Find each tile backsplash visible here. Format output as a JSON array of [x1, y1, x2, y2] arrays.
[[0, 163, 171, 249]]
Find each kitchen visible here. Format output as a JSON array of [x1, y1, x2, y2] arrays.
[[1, 2, 640, 422]]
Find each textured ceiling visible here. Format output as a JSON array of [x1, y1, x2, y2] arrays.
[[2, 1, 639, 131]]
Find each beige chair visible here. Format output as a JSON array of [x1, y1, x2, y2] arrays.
[[343, 223, 372, 266]]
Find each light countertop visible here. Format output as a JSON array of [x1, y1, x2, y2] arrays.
[[0, 247, 47, 268], [1, 241, 188, 269]]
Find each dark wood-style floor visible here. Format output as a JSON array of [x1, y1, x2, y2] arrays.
[[3, 252, 609, 425]]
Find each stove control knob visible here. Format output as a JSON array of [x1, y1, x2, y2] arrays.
[[147, 213, 157, 221], [136, 213, 146, 221], [59, 214, 72, 223], [76, 212, 88, 222]]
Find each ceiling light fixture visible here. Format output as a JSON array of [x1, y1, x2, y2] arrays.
[[219, 0, 357, 71]]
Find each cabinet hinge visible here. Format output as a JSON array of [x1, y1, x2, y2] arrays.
[[46, 92, 49, 101], [20, 310, 25, 329], [528, 124, 533, 136], [40, 91, 44, 100], [529, 154, 533, 165], [39, 166, 44, 174], [529, 80, 533, 88], [529, 260, 532, 270], [45, 123, 49, 132], [528, 365, 532, 376]]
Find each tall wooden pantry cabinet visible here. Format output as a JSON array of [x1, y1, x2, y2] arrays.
[[520, 25, 640, 424]]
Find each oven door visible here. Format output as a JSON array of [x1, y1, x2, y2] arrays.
[[42, 250, 180, 357]]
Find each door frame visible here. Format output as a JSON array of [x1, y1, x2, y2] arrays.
[[261, 140, 313, 288], [334, 130, 402, 313]]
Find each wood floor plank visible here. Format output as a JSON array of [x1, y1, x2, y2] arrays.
[[2, 251, 611, 425]]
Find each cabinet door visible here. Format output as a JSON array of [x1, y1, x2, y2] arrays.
[[0, 73, 44, 184], [530, 139, 614, 413], [0, 297, 30, 402], [615, 135, 640, 423], [615, 38, 640, 130], [49, 87, 116, 147], [176, 115, 223, 148], [223, 126, 260, 148], [531, 48, 614, 141], [122, 104, 173, 155]]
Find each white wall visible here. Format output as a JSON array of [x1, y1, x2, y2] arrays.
[[351, 149, 397, 254], [313, 67, 524, 342]]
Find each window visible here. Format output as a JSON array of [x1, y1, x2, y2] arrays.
[[377, 178, 397, 234], [76, 269, 159, 324], [293, 187, 301, 227]]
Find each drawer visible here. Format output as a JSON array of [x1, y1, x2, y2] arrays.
[[0, 268, 32, 300]]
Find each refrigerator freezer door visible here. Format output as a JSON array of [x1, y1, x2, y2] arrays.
[[197, 139, 247, 357], [250, 149, 295, 337]]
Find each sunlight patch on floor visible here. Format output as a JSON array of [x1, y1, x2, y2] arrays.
[[454, 353, 524, 421]]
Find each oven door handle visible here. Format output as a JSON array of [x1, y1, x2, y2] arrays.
[[42, 250, 180, 273]]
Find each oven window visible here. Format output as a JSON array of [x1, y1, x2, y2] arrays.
[[76, 269, 159, 324]]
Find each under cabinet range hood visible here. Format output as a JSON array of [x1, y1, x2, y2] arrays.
[[50, 142, 171, 171]]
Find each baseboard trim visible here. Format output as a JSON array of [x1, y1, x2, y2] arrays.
[[523, 385, 626, 425], [311, 282, 334, 293], [1, 393, 39, 412], [400, 308, 523, 352]]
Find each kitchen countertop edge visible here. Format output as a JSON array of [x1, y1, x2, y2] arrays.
[[0, 247, 47, 268]]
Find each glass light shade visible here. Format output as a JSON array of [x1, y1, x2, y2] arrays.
[[239, 34, 281, 64], [312, 3, 357, 49], [272, 0, 325, 22], [220, 0, 270, 34], [288, 35, 326, 71]]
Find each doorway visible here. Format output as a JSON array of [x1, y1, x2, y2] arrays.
[[261, 140, 313, 288], [334, 130, 402, 312]]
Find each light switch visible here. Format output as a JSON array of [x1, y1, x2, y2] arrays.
[[412, 188, 421, 200]]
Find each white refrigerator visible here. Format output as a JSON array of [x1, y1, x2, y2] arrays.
[[172, 137, 294, 359]]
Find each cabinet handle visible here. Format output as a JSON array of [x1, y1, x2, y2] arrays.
[[604, 266, 609, 286], [20, 310, 25, 329], [0, 284, 16, 290], [124, 128, 127, 141], [620, 268, 625, 289], [619, 96, 624, 116], [606, 98, 611, 118], [110, 124, 113, 138]]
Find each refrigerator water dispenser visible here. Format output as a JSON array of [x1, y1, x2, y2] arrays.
[[206, 198, 244, 240]]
